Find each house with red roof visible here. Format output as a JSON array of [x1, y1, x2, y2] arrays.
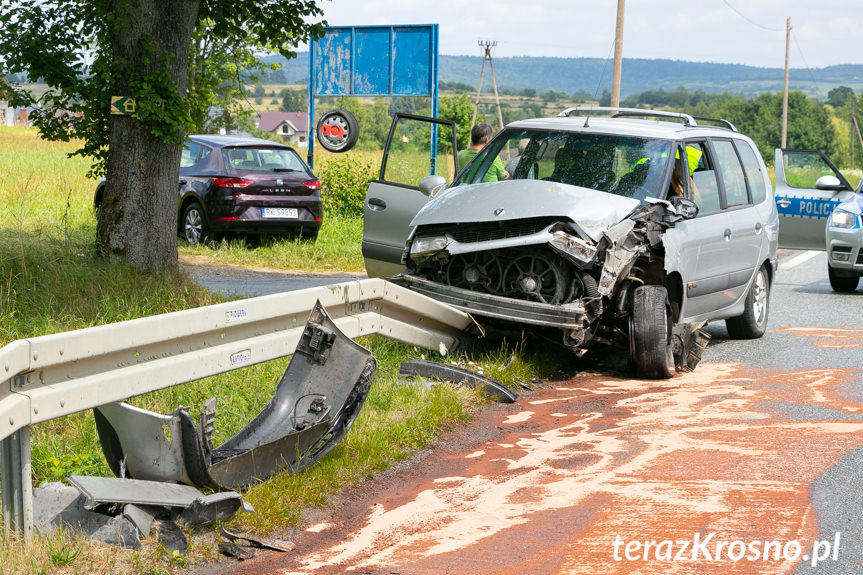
[[256, 111, 309, 146]]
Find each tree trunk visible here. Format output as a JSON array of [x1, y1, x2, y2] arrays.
[[98, 0, 200, 271]]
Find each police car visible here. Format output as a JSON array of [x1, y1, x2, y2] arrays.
[[774, 149, 863, 291]]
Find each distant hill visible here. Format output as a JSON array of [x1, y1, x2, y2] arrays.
[[265, 53, 863, 99]]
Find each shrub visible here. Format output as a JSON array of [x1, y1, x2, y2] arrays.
[[317, 154, 377, 218]]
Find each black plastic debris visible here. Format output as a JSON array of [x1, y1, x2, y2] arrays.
[[179, 492, 252, 527], [219, 540, 256, 560], [398, 360, 517, 403], [157, 519, 187, 556], [220, 522, 293, 552], [93, 301, 377, 490]]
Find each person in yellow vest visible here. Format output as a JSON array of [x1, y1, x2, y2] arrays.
[[668, 144, 702, 197]]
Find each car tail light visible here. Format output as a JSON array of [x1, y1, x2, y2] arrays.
[[302, 179, 322, 191], [213, 177, 254, 189]]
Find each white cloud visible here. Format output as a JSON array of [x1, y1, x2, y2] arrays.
[[311, 0, 863, 67]]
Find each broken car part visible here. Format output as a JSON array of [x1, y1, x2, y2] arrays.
[[94, 301, 376, 490], [67, 475, 251, 526], [220, 522, 293, 552], [398, 360, 518, 403]]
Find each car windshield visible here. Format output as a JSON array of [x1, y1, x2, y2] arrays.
[[454, 128, 674, 200], [222, 146, 308, 173]]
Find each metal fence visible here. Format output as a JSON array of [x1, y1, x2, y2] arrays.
[[0, 279, 472, 537]]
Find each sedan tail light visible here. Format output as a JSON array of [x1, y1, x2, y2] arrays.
[[213, 177, 254, 189], [302, 179, 322, 191]]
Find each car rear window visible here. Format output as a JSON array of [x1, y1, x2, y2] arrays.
[[223, 147, 309, 173], [713, 139, 750, 207], [735, 141, 767, 203]]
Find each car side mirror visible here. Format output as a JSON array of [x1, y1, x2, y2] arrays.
[[419, 175, 447, 198], [670, 196, 699, 219], [815, 175, 845, 192]]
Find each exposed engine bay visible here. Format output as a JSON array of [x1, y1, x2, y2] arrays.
[[398, 198, 709, 372]]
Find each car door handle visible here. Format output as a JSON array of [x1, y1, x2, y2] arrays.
[[368, 197, 387, 210], [777, 198, 791, 208], [754, 222, 763, 234], [724, 228, 732, 240], [178, 180, 187, 186]]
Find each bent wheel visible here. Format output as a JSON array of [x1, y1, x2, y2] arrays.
[[631, 285, 675, 379]]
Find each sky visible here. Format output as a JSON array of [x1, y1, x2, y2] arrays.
[[310, 0, 862, 69]]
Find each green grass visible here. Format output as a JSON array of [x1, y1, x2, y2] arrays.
[[0, 126, 570, 574], [178, 215, 365, 272]]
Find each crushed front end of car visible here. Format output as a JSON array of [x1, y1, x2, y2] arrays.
[[396, 179, 708, 374]]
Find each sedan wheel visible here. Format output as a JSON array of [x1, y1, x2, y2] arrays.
[[182, 202, 209, 245]]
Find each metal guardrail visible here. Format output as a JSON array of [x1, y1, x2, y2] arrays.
[[0, 279, 472, 537]]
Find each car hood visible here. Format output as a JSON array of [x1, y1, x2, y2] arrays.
[[835, 193, 863, 216], [410, 179, 641, 242]]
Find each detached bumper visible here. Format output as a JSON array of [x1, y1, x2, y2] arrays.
[[395, 274, 586, 331]]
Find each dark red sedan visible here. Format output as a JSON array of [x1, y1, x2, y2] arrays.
[[95, 134, 322, 244]]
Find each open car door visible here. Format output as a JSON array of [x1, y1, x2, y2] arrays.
[[774, 148, 855, 249], [362, 114, 458, 278]]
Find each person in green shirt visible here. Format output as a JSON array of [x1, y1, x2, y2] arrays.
[[457, 123, 509, 182]]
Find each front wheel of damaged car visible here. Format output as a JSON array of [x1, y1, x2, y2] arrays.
[[631, 285, 676, 380], [725, 265, 770, 339]]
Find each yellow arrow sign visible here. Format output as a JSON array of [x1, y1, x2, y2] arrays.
[[110, 96, 136, 115]]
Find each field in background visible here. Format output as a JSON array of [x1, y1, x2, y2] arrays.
[[0, 126, 566, 575]]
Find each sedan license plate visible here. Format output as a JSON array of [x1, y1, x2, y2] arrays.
[[261, 207, 298, 219]]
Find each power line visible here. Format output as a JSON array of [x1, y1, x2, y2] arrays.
[[720, 0, 784, 32], [791, 31, 819, 85]]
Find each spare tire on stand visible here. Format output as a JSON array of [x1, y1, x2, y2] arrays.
[[316, 109, 359, 153]]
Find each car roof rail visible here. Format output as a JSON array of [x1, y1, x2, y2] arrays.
[[558, 106, 698, 126], [691, 115, 738, 132]]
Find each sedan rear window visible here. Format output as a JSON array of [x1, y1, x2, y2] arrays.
[[223, 147, 309, 173], [454, 128, 673, 200]]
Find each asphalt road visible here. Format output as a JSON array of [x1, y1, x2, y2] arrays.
[[197, 251, 863, 575]]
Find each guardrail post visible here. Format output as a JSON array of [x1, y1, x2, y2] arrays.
[[1, 426, 33, 539]]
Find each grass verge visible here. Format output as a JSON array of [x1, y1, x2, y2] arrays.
[[0, 127, 568, 574]]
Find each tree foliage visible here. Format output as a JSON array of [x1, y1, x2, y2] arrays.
[[280, 87, 308, 112], [438, 93, 473, 150], [0, 0, 325, 270]]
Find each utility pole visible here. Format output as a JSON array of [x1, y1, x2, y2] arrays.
[[611, 0, 625, 108], [852, 99, 856, 170], [781, 16, 790, 148], [472, 40, 505, 132]]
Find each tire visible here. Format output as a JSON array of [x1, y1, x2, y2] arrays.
[[828, 264, 859, 293], [316, 109, 359, 152], [181, 202, 209, 245], [631, 285, 675, 379], [725, 265, 770, 339]]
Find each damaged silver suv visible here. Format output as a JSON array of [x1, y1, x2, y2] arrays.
[[362, 109, 778, 378]]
